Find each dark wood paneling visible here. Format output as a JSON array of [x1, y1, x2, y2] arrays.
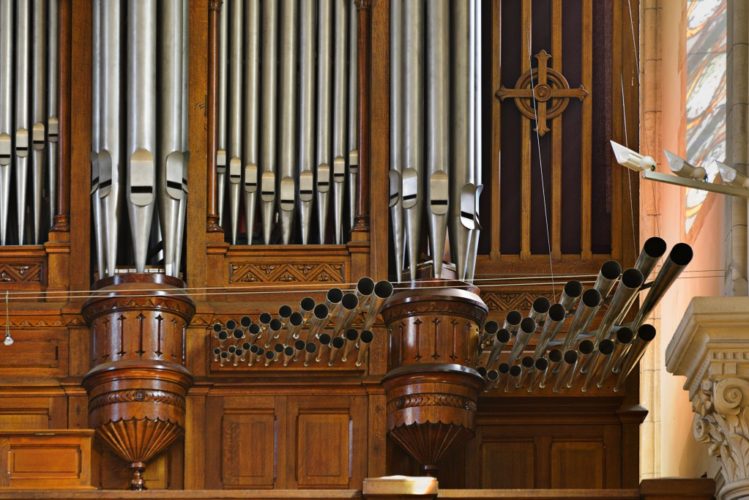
[[480, 440, 536, 488], [221, 410, 276, 488], [550, 441, 605, 488]]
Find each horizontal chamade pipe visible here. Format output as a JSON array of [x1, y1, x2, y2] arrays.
[[356, 330, 374, 367], [528, 357, 549, 393], [634, 236, 667, 281], [593, 260, 622, 299], [508, 318, 536, 364], [559, 281, 583, 312], [594, 268, 644, 343], [597, 327, 633, 388], [316, 333, 332, 363], [553, 350, 578, 393], [533, 303, 566, 358], [529, 297, 550, 324], [615, 324, 657, 391], [562, 288, 601, 349], [503, 310, 522, 335], [486, 328, 511, 370]]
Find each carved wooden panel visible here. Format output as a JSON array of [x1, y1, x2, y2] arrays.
[[0, 396, 66, 430], [479, 440, 536, 488], [229, 262, 346, 284], [0, 329, 67, 376], [221, 410, 276, 488], [286, 395, 366, 489], [0, 263, 43, 284], [550, 440, 605, 488]]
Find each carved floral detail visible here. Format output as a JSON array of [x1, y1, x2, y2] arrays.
[[692, 377, 749, 484], [229, 262, 346, 284], [388, 393, 477, 414], [89, 389, 186, 412]]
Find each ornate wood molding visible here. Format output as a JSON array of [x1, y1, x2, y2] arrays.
[[229, 262, 346, 284]]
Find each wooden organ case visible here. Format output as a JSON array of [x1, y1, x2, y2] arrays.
[[0, 0, 714, 498]]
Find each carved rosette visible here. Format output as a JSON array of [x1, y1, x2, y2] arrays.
[[382, 363, 484, 475], [692, 377, 749, 498], [81, 274, 195, 490]]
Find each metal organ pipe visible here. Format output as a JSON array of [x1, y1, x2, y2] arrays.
[[426, 0, 450, 278], [243, 0, 260, 245], [15, 0, 30, 245], [279, 0, 297, 245], [402, 0, 424, 279], [260, 0, 277, 244], [99, 0, 122, 275], [228, 0, 243, 245], [175, 0, 189, 274], [216, 0, 228, 227], [466, 0, 482, 281], [317, 0, 333, 244], [128, 0, 157, 274], [332, 0, 348, 244], [31, 0, 46, 244], [0, 0, 12, 245], [298, 0, 315, 245], [348, 0, 359, 230], [389, 0, 404, 281], [48, 0, 59, 227]]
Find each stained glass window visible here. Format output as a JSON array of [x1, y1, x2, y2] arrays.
[[684, 0, 726, 233]]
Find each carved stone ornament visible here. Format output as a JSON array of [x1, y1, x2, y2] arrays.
[[665, 296, 749, 500], [692, 378, 749, 487]]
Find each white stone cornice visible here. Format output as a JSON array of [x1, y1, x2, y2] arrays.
[[667, 296, 749, 500]]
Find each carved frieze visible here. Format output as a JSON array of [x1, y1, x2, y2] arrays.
[[229, 262, 346, 284]]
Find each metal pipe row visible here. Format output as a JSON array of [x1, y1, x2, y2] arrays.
[[478, 241, 691, 393], [214, 0, 359, 246], [210, 278, 390, 368], [0, 0, 58, 246], [392, 0, 483, 281], [92, 0, 189, 277]]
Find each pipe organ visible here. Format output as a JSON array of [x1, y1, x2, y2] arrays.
[[0, 0, 719, 496], [390, 0, 482, 282], [215, 0, 359, 246], [91, 0, 189, 278], [0, 0, 59, 246]]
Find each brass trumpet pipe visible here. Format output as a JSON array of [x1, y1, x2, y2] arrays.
[[615, 324, 657, 389], [562, 289, 601, 350], [355, 330, 374, 367], [328, 335, 345, 366], [558, 281, 582, 313], [316, 333, 332, 363], [508, 317, 536, 364], [552, 350, 577, 393], [540, 349, 562, 389], [485, 328, 510, 370], [631, 244, 693, 330], [567, 340, 594, 388], [634, 236, 667, 281], [596, 327, 633, 388], [594, 268, 644, 343], [341, 328, 358, 362], [593, 260, 621, 299], [527, 357, 548, 393], [533, 303, 566, 358]]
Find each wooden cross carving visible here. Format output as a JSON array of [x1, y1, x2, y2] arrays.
[[496, 50, 589, 136]]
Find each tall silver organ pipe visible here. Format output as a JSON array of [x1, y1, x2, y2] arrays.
[[279, 0, 297, 245], [31, 0, 46, 244], [47, 0, 59, 227], [298, 0, 315, 245], [127, 0, 156, 274], [213, 0, 359, 245], [260, 0, 277, 245], [402, 0, 424, 278], [91, 0, 104, 277], [228, 0, 243, 245], [389, 0, 404, 282], [175, 0, 189, 274], [426, 0, 449, 277], [332, 0, 348, 244], [392, 0, 482, 280], [91, 0, 189, 277], [159, 0, 184, 276], [99, 0, 122, 275], [15, 0, 30, 245], [243, 0, 260, 245], [216, 0, 229, 227], [347, 0, 358, 230], [0, 0, 12, 245]]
